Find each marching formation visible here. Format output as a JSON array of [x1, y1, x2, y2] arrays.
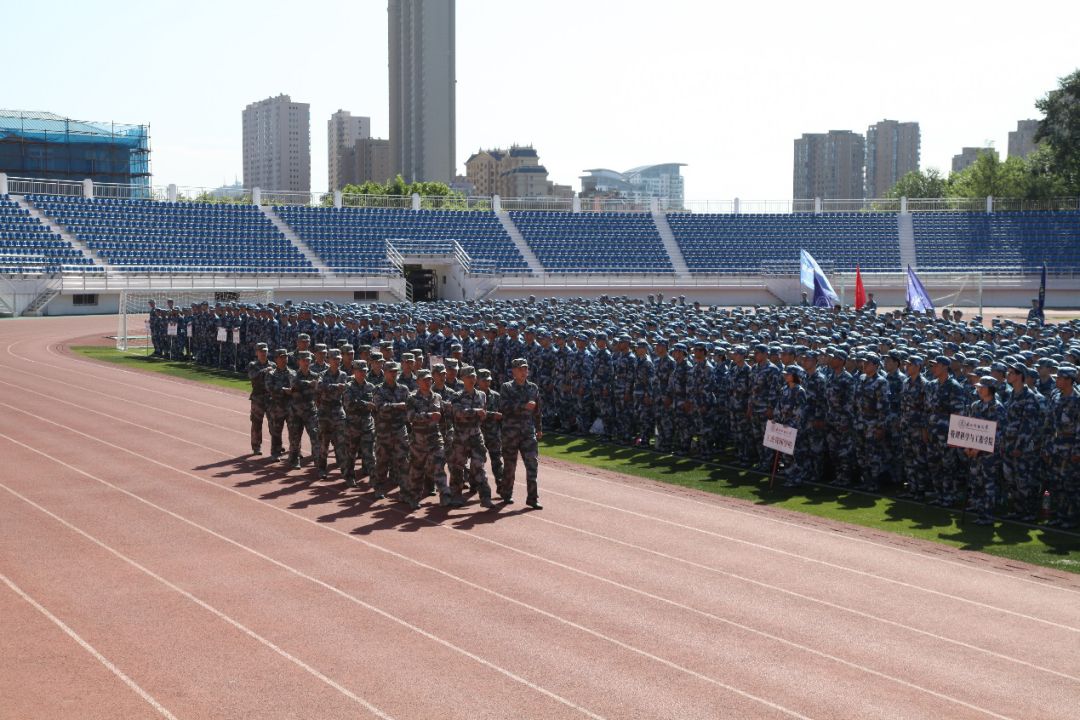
[[146, 294, 1080, 527]]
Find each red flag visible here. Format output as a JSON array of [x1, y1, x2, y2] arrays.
[[854, 265, 867, 310]]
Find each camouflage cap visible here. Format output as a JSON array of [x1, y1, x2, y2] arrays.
[[511, 358, 529, 368], [415, 368, 432, 380], [274, 348, 288, 358], [297, 351, 313, 361], [255, 343, 268, 351], [314, 343, 328, 352], [352, 361, 369, 372], [328, 349, 342, 359], [297, 333, 311, 342], [382, 361, 400, 372], [477, 368, 492, 380], [459, 366, 476, 378]]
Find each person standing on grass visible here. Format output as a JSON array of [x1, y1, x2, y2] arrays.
[[499, 358, 543, 509], [246, 343, 273, 455], [964, 377, 1006, 526], [265, 349, 295, 460]]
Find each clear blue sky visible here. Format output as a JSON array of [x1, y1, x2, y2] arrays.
[[5, 0, 1079, 200]]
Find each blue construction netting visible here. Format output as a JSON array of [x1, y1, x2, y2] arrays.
[[0, 110, 150, 190]]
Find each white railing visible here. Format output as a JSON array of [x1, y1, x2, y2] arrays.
[[5, 176, 1079, 215], [58, 271, 400, 293]]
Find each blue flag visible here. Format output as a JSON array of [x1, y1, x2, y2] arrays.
[[1038, 262, 1047, 313], [906, 265, 933, 312], [812, 273, 833, 307], [800, 249, 839, 306]]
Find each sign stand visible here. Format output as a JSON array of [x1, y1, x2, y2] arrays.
[[769, 450, 780, 490]]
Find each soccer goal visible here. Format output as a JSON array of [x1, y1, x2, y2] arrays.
[[116, 289, 274, 351]]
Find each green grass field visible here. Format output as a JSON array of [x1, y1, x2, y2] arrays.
[[72, 345, 1080, 574]]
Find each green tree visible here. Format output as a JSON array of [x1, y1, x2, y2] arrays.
[[947, 151, 1028, 198], [1035, 68, 1080, 194], [885, 168, 949, 198]]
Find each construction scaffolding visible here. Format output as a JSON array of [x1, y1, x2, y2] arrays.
[[0, 109, 150, 193]]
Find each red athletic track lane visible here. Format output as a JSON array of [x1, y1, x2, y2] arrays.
[[1, 316, 1078, 720]]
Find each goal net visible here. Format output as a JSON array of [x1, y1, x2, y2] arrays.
[[117, 289, 274, 352]]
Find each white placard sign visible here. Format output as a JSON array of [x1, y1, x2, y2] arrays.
[[167, 322, 178, 337], [216, 327, 227, 342], [763, 420, 798, 454], [947, 414, 996, 453], [231, 328, 241, 345]]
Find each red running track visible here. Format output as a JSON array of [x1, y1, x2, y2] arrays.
[[1, 315, 1079, 719]]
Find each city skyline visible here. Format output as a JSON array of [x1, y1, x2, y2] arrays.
[[2, 1, 1078, 200]]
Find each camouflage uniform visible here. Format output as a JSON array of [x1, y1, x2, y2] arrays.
[[498, 377, 542, 504], [556, 342, 576, 432], [1045, 381, 1080, 526], [749, 359, 782, 465], [286, 367, 320, 468], [592, 344, 614, 438], [447, 386, 494, 505], [728, 359, 754, 463], [372, 381, 411, 496], [926, 372, 968, 503], [341, 376, 377, 486], [611, 347, 636, 443], [632, 348, 655, 445], [315, 367, 350, 477], [406, 389, 451, 506], [853, 364, 890, 490], [689, 355, 715, 455], [1001, 384, 1044, 517], [246, 354, 273, 454], [966, 394, 1005, 524], [824, 366, 856, 484], [667, 351, 694, 454], [652, 348, 676, 452], [265, 362, 295, 458], [773, 380, 811, 486], [479, 378, 505, 487], [898, 369, 930, 496], [571, 344, 594, 433]]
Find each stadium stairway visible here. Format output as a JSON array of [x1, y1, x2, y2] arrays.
[[651, 211, 690, 276], [496, 212, 544, 274], [898, 212, 917, 269], [258, 205, 331, 274], [15, 196, 105, 268]]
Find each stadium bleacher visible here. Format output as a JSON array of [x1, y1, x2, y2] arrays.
[[274, 206, 531, 274], [0, 194, 97, 274], [666, 212, 902, 272], [27, 196, 314, 274], [509, 211, 673, 273], [913, 211, 1080, 270]]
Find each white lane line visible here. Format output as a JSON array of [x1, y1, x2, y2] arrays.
[[0, 571, 179, 720], [2, 343, 249, 434], [0, 423, 810, 720], [12, 339, 245, 415], [0, 434, 605, 720], [0, 483, 395, 720], [2, 378, 1073, 639], [1, 379, 1075, 649], [20, 337, 1079, 600], [394, 508, 1023, 718], [0, 418, 1055, 720], [543, 486, 1080, 634], [525, 515, 1080, 684], [22, 333, 1079, 598], [549, 462, 1080, 596]]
